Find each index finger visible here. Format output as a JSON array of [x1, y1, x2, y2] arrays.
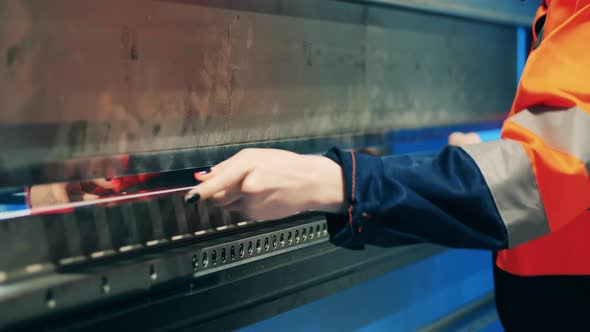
[[185, 160, 249, 202]]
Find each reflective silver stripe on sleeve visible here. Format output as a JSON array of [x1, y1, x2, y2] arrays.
[[509, 107, 590, 174], [461, 140, 550, 248]]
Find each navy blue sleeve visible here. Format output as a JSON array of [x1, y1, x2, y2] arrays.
[[324, 146, 508, 250]]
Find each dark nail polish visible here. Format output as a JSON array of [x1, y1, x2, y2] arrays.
[[185, 193, 200, 204], [105, 177, 112, 181]]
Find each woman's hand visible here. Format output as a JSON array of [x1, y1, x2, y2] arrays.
[[184, 149, 346, 221]]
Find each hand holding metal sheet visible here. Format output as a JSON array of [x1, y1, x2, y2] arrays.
[[185, 149, 346, 221]]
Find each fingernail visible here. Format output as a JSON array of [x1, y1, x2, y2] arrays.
[[105, 177, 112, 181], [197, 167, 211, 175], [185, 193, 200, 204], [195, 168, 211, 179]]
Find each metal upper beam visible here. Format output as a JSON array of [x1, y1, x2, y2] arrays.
[[0, 0, 517, 185], [348, 0, 540, 26]]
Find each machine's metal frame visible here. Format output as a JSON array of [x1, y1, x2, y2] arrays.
[[0, 0, 538, 330]]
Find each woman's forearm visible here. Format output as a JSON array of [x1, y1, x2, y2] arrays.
[[324, 146, 508, 250]]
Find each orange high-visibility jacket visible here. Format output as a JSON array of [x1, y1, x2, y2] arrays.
[[479, 0, 590, 276]]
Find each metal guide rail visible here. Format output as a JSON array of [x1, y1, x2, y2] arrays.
[[0, 215, 332, 329]]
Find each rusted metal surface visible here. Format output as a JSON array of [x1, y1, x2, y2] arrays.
[[1, 0, 515, 177]]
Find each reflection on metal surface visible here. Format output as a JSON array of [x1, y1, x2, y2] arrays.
[[28, 186, 194, 217], [0, 167, 206, 220], [25, 167, 203, 212], [0, 133, 386, 187]]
